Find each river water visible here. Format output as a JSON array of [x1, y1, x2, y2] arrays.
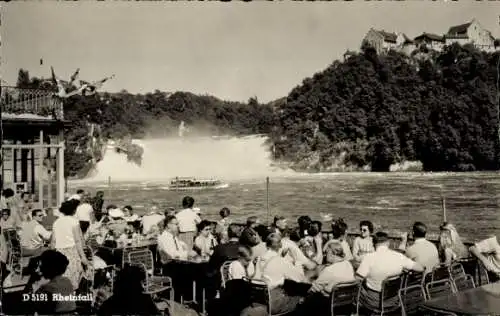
[[72, 172, 500, 243]]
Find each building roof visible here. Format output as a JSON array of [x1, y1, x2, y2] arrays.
[[446, 22, 472, 38], [414, 32, 445, 43], [377, 30, 398, 43]]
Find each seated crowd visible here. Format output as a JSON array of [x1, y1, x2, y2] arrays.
[[1, 188, 500, 316]]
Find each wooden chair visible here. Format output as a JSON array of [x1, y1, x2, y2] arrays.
[[329, 280, 359, 316], [219, 260, 233, 289], [128, 249, 174, 301], [398, 284, 426, 316], [425, 279, 453, 300], [356, 274, 403, 316], [451, 274, 475, 292]]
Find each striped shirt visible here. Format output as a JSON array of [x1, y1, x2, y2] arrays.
[[352, 236, 375, 262]]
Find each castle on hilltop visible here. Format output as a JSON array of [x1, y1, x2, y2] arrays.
[[363, 18, 499, 55]]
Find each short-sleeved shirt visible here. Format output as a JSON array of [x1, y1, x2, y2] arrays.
[[405, 238, 440, 272], [356, 245, 416, 292], [176, 208, 201, 233], [474, 236, 500, 272], [75, 203, 94, 222]]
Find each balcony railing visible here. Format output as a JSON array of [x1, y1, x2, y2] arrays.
[[1, 86, 64, 120]]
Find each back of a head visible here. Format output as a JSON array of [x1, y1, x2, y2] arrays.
[[40, 250, 69, 279], [373, 231, 389, 247], [412, 222, 427, 239], [220, 207, 230, 218], [265, 233, 282, 249], [327, 241, 346, 259], [59, 200, 79, 216], [246, 216, 258, 227], [182, 196, 195, 208], [331, 219, 347, 239], [76, 189, 84, 195], [114, 264, 146, 295], [227, 223, 242, 239], [239, 227, 260, 247], [297, 216, 312, 230], [31, 209, 43, 218], [254, 224, 271, 241], [3, 189, 14, 198], [288, 228, 302, 242], [309, 221, 322, 237], [237, 245, 253, 261]]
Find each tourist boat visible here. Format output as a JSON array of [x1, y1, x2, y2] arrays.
[[168, 177, 229, 190]]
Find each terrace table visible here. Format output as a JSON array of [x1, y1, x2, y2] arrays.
[[162, 258, 210, 315], [421, 281, 500, 315]]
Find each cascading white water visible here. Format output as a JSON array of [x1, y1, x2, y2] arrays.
[[83, 135, 292, 182]]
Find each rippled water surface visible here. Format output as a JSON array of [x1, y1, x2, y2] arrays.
[[72, 172, 500, 242]]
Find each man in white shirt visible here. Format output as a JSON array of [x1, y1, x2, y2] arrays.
[[470, 235, 500, 282], [175, 196, 201, 250], [356, 232, 423, 312], [280, 229, 317, 270], [398, 222, 440, 273], [157, 215, 188, 263], [75, 195, 94, 235], [20, 209, 52, 256], [243, 233, 307, 316]]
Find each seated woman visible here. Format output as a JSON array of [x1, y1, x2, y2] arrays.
[[98, 264, 161, 316], [194, 220, 218, 258], [352, 220, 375, 266], [32, 250, 77, 315], [239, 227, 266, 260], [439, 222, 469, 265]]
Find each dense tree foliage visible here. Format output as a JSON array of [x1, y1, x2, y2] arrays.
[[270, 43, 500, 172], [14, 73, 274, 177]]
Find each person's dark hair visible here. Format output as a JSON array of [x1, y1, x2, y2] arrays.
[[114, 264, 146, 296], [288, 228, 302, 242], [227, 224, 242, 239], [96, 191, 104, 197], [164, 215, 177, 226], [76, 189, 84, 195], [373, 231, 389, 245], [246, 216, 258, 227], [309, 221, 322, 237], [412, 221, 427, 238], [237, 245, 253, 261], [123, 205, 133, 212], [40, 250, 69, 279], [106, 204, 117, 211], [254, 224, 271, 241], [2, 189, 14, 198], [1, 209, 11, 216], [360, 220, 374, 233], [331, 219, 348, 239], [219, 207, 230, 218], [297, 216, 312, 230], [198, 220, 212, 232], [31, 209, 43, 218], [265, 233, 281, 248], [182, 196, 195, 208], [239, 227, 260, 247], [273, 216, 285, 224], [59, 200, 78, 216]]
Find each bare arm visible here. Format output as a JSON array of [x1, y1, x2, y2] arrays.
[[470, 246, 496, 272], [72, 224, 88, 265]]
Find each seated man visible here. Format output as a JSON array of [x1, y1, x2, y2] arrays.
[[157, 215, 189, 263], [20, 209, 52, 257], [241, 233, 308, 316], [356, 232, 424, 312], [398, 221, 440, 273], [295, 241, 356, 316], [470, 235, 500, 282]]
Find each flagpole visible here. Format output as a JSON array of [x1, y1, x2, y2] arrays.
[[266, 177, 270, 225]]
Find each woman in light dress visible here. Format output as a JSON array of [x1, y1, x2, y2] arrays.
[[51, 200, 89, 290], [439, 222, 469, 265]]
